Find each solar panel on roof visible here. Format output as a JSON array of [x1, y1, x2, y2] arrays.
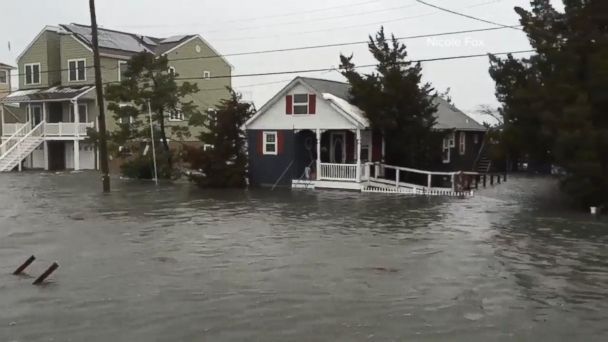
[[65, 24, 149, 53]]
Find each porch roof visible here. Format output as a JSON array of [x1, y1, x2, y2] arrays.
[[0, 85, 95, 104]]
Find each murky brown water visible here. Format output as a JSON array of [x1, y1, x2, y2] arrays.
[[0, 172, 607, 341]]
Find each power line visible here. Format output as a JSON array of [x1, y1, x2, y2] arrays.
[[6, 25, 522, 78], [115, 0, 384, 29], [0, 49, 535, 96], [202, 3, 419, 34], [208, 0, 507, 42], [415, 0, 523, 31]]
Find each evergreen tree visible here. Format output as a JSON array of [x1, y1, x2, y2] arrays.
[[489, 0, 608, 207], [187, 89, 255, 188], [340, 27, 439, 167], [100, 52, 201, 176]]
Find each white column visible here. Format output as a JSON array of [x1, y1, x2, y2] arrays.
[[356, 128, 361, 182], [381, 134, 386, 162], [1, 105, 4, 131], [42, 102, 47, 122], [27, 103, 31, 127], [316, 129, 321, 181], [73, 101, 80, 171], [43, 141, 49, 171]]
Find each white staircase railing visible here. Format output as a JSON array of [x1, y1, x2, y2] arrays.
[[0, 121, 45, 172], [0, 121, 31, 157]]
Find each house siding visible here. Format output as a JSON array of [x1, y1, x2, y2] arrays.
[[60, 35, 94, 86], [19, 31, 56, 89], [435, 130, 485, 171], [165, 37, 232, 141], [247, 130, 295, 187]]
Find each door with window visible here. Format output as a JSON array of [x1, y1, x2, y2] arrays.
[[30, 105, 43, 127], [330, 132, 346, 164]]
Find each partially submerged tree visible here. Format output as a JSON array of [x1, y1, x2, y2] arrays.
[[489, 0, 608, 207], [340, 27, 439, 167], [187, 89, 255, 188], [99, 52, 201, 176]]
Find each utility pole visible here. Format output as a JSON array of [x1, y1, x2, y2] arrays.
[[89, 0, 111, 192]]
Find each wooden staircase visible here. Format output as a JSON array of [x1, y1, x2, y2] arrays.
[[476, 156, 492, 173]]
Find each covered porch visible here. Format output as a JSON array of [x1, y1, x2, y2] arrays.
[[292, 128, 384, 184], [0, 85, 97, 171]]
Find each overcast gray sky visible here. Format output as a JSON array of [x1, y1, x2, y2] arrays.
[[0, 0, 562, 118]]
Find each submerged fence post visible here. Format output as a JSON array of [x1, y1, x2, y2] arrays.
[[13, 255, 36, 275], [33, 262, 59, 285]]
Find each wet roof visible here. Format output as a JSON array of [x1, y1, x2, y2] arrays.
[[299, 77, 486, 132], [0, 85, 94, 103]]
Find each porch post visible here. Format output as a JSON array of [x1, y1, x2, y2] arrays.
[[1, 105, 4, 130], [43, 141, 49, 171], [381, 134, 386, 162], [316, 128, 321, 181], [356, 128, 361, 182], [73, 101, 80, 171], [27, 103, 31, 126], [42, 102, 47, 122]]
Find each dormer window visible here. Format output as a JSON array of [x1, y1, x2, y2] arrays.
[[68, 59, 86, 82], [24, 63, 41, 85], [0, 70, 7, 84]]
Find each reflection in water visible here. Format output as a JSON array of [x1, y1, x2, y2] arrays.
[[0, 172, 606, 341]]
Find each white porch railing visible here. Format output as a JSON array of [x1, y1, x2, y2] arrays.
[[2, 122, 94, 137], [0, 121, 31, 157], [45, 122, 94, 137], [319, 163, 358, 181]]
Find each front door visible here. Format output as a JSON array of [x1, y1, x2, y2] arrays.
[[48, 141, 66, 171], [30, 105, 43, 127], [330, 132, 346, 164]]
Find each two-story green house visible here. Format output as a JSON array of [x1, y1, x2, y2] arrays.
[[0, 24, 231, 172]]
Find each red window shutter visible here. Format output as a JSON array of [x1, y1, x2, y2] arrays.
[[278, 131, 285, 155], [257, 131, 264, 155], [309, 94, 316, 114], [286, 95, 293, 115]]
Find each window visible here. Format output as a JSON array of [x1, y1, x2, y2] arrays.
[[459, 132, 466, 155], [68, 59, 86, 82], [203, 144, 214, 151], [474, 133, 479, 144], [118, 61, 128, 81], [69, 104, 88, 123], [263, 131, 277, 155], [293, 94, 309, 114], [203, 70, 211, 79], [168, 67, 176, 77], [0, 70, 7, 84], [448, 132, 456, 148], [442, 136, 451, 164], [119, 116, 135, 124], [24, 63, 41, 85], [169, 110, 184, 121]]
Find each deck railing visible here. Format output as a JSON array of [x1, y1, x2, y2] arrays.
[[0, 121, 31, 158], [2, 122, 94, 137], [319, 163, 358, 181]]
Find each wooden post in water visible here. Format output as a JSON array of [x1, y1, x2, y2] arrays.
[[483, 174, 487, 187], [504, 172, 507, 182], [13, 255, 36, 275], [490, 174, 494, 185], [475, 175, 479, 190], [33, 262, 59, 285]]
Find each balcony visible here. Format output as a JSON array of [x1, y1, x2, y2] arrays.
[[2, 122, 94, 138]]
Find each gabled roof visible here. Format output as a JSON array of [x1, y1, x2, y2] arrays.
[[61, 24, 156, 55], [0, 62, 16, 70], [433, 97, 486, 132]]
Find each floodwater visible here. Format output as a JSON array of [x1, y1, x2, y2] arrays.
[[0, 173, 607, 342]]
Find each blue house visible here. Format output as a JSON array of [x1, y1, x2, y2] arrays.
[[244, 77, 487, 194]]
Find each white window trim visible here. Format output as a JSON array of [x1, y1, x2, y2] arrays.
[[67, 58, 87, 82], [29, 104, 43, 124], [292, 93, 309, 115], [0, 70, 7, 84], [24, 63, 41, 85], [168, 110, 184, 122], [459, 132, 466, 155], [203, 70, 211, 79], [448, 132, 456, 148], [263, 131, 278, 155], [442, 137, 451, 164], [118, 60, 128, 82], [203, 144, 214, 151]]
